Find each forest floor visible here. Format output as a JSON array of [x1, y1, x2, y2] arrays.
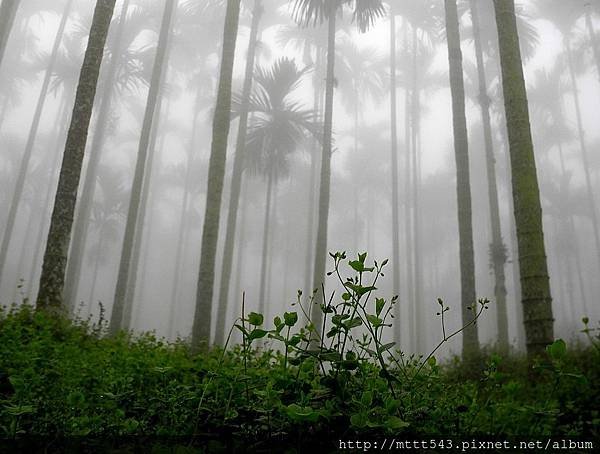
[[0, 303, 599, 453]]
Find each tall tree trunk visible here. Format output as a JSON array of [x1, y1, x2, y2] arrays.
[[411, 27, 424, 353], [191, 0, 242, 349], [303, 49, 323, 299], [122, 93, 169, 330], [88, 224, 106, 311], [168, 90, 202, 338], [214, 0, 263, 345], [63, 0, 130, 310], [27, 97, 70, 301], [493, 0, 554, 356], [0, 0, 73, 293], [564, 36, 600, 277], [445, 0, 480, 357], [110, 0, 176, 334], [258, 168, 274, 316], [470, 0, 508, 352], [0, 0, 20, 68], [36, 0, 117, 312], [389, 12, 401, 321], [556, 141, 589, 320], [232, 176, 249, 334], [402, 21, 414, 352], [310, 9, 336, 337]]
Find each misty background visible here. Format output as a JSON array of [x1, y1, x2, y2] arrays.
[[0, 0, 598, 357]]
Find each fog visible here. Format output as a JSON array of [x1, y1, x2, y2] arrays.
[[0, 0, 599, 358]]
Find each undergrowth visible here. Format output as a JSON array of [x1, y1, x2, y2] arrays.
[[0, 253, 598, 451]]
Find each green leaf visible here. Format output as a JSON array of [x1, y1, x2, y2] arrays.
[[342, 292, 351, 301], [326, 327, 340, 338], [350, 412, 367, 428], [248, 329, 268, 341], [547, 339, 567, 360], [343, 317, 363, 330], [331, 314, 349, 326], [286, 404, 319, 422], [234, 324, 248, 336], [360, 390, 373, 407], [247, 312, 264, 326], [366, 314, 383, 328], [5, 405, 35, 417], [377, 342, 395, 354], [288, 334, 302, 347], [385, 416, 410, 430], [358, 252, 367, 263], [375, 298, 385, 316], [284, 311, 298, 327], [349, 260, 365, 272]]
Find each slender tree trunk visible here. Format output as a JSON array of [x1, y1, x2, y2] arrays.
[[36, 0, 117, 312], [110, 0, 177, 334], [27, 97, 70, 301], [64, 0, 130, 310], [258, 169, 274, 316], [493, 0, 554, 356], [556, 140, 589, 318], [411, 28, 424, 353], [564, 36, 600, 277], [88, 225, 106, 309], [232, 176, 249, 331], [168, 91, 202, 338], [303, 50, 323, 298], [470, 0, 508, 352], [310, 10, 336, 337], [214, 0, 263, 345], [389, 12, 401, 316], [123, 93, 170, 330], [264, 178, 279, 318], [402, 21, 414, 352], [445, 0, 480, 357], [585, 7, 600, 86], [192, 0, 242, 349], [0, 0, 20, 68], [0, 0, 73, 292]]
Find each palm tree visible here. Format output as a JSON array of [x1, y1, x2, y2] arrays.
[[242, 58, 318, 324], [528, 65, 589, 314], [469, 0, 508, 351], [276, 19, 328, 317], [493, 0, 554, 355], [0, 0, 20, 68], [36, 0, 117, 312], [444, 0, 479, 357], [63, 0, 135, 311], [110, 0, 177, 335], [393, 0, 442, 353], [291, 0, 385, 338], [214, 0, 264, 346], [462, 0, 539, 351], [536, 0, 600, 288], [191, 0, 242, 349], [337, 37, 385, 248], [0, 0, 74, 294]]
